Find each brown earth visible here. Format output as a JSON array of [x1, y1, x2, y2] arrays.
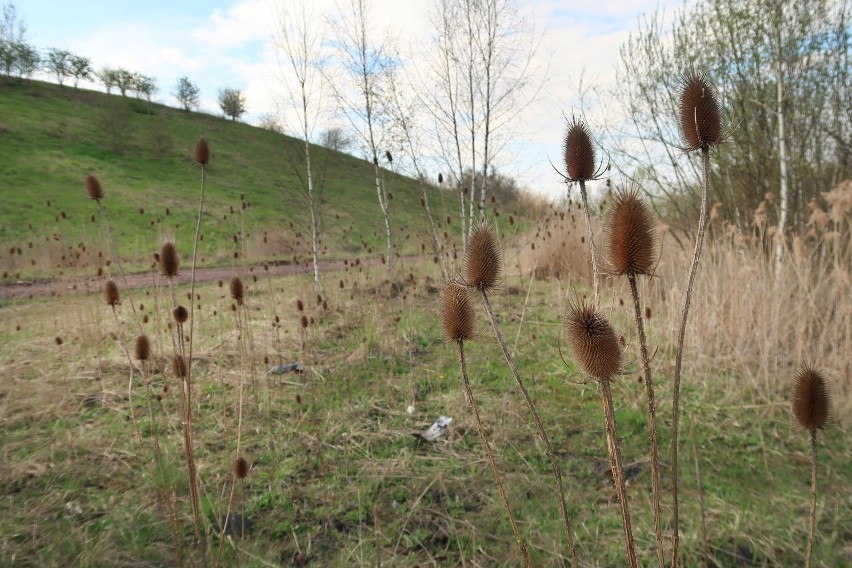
[[0, 255, 424, 301]]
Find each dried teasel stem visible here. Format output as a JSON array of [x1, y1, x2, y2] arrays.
[[670, 146, 711, 566], [627, 273, 663, 567], [578, 179, 600, 305], [600, 377, 639, 568], [792, 364, 829, 568], [455, 339, 531, 568], [464, 221, 578, 565], [441, 281, 529, 566]]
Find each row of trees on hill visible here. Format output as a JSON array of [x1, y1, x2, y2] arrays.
[[0, 3, 248, 120]]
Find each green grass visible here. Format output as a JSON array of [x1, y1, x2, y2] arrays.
[[1, 262, 849, 566], [0, 79, 485, 280]]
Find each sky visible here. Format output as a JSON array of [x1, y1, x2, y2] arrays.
[[14, 0, 683, 198]]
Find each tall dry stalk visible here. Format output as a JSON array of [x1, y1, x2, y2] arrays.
[[605, 186, 663, 566], [565, 296, 637, 567], [464, 219, 578, 567], [792, 363, 830, 568], [670, 72, 724, 567], [440, 280, 530, 567], [563, 117, 606, 306]]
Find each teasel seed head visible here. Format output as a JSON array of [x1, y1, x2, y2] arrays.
[[606, 186, 657, 276], [296, 299, 304, 312], [86, 174, 104, 201], [158, 241, 180, 277], [440, 280, 475, 342], [234, 456, 249, 479], [679, 72, 723, 152], [464, 218, 501, 291], [195, 136, 210, 166], [230, 276, 245, 305], [565, 296, 622, 381], [134, 335, 151, 361], [300, 315, 309, 329], [103, 279, 120, 306], [172, 355, 188, 379], [563, 117, 598, 182], [173, 305, 189, 324], [792, 363, 830, 431]]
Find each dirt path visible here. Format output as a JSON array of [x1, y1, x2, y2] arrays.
[[0, 255, 420, 301]]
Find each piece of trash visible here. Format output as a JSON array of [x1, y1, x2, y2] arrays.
[[418, 416, 453, 442], [213, 513, 253, 538], [269, 363, 304, 375], [406, 405, 415, 415]]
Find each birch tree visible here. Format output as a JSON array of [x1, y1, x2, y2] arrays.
[[274, 0, 326, 294], [610, 0, 851, 257], [425, 0, 538, 250], [329, 0, 394, 271]]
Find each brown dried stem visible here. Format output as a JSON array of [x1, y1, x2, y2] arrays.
[[600, 378, 639, 568], [454, 339, 531, 568], [670, 145, 711, 566], [628, 274, 663, 567], [479, 291, 578, 568], [806, 429, 817, 568], [578, 180, 600, 306]]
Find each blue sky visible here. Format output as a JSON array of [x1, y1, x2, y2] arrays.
[[14, 0, 682, 197]]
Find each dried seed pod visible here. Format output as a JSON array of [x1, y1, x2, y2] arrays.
[[464, 218, 501, 291], [86, 174, 104, 201], [230, 276, 244, 305], [296, 299, 304, 312], [135, 335, 151, 360], [606, 186, 657, 276], [234, 456, 249, 479], [159, 241, 179, 277], [300, 315, 308, 329], [565, 297, 622, 381], [792, 364, 830, 431], [563, 117, 597, 181], [679, 73, 722, 152], [438, 173, 444, 184], [440, 280, 475, 342], [195, 136, 210, 166], [173, 305, 189, 323], [172, 355, 188, 378], [103, 279, 120, 306]]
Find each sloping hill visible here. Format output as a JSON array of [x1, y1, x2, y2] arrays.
[[0, 79, 448, 277]]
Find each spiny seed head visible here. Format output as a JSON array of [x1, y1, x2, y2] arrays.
[[159, 241, 179, 277], [563, 117, 596, 182], [296, 299, 304, 312], [464, 218, 501, 291], [230, 277, 244, 305], [606, 186, 657, 276], [86, 174, 104, 201], [440, 280, 475, 342], [300, 315, 309, 329], [565, 297, 622, 381], [172, 355, 187, 379], [234, 456, 249, 479], [134, 335, 151, 360], [195, 136, 210, 165], [792, 363, 830, 431], [103, 279, 120, 306], [173, 305, 188, 324], [679, 73, 722, 151]]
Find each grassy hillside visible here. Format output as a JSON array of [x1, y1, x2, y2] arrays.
[[0, 80, 458, 278]]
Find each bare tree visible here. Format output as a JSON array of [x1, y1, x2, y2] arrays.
[[424, 0, 539, 251], [218, 87, 246, 121], [173, 76, 200, 111], [328, 0, 394, 271], [319, 126, 354, 152], [274, 0, 326, 294], [44, 48, 71, 86], [114, 68, 136, 97], [97, 66, 118, 94], [69, 54, 92, 88], [610, 0, 850, 255]]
